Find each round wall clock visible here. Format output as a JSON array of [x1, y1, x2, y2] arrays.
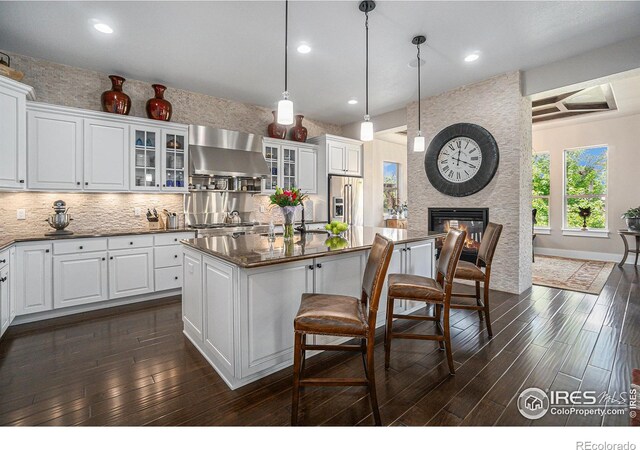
[[424, 123, 499, 197]]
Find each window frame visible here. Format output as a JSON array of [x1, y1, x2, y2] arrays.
[[382, 161, 400, 214], [561, 144, 609, 237], [532, 152, 551, 231]]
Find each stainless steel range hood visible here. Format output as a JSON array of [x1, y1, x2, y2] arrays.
[[189, 125, 269, 178]]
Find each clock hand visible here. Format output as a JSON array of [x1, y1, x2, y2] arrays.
[[456, 149, 462, 166]]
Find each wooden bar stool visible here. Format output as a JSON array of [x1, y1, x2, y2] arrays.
[[384, 229, 466, 375], [291, 234, 394, 426], [451, 222, 503, 337]]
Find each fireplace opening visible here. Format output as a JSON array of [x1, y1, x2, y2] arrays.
[[428, 208, 489, 263]]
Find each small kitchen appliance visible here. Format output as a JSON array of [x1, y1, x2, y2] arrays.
[[45, 200, 74, 236]]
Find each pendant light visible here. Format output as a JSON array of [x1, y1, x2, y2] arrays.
[[412, 35, 426, 152], [277, 0, 294, 125], [359, 1, 375, 142]]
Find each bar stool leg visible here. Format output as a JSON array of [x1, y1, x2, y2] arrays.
[[484, 282, 493, 337], [443, 303, 455, 375], [475, 281, 483, 321], [384, 297, 395, 369], [360, 338, 368, 376], [300, 334, 307, 376], [291, 332, 303, 426], [435, 303, 444, 351], [635, 236, 640, 266], [366, 338, 382, 425]]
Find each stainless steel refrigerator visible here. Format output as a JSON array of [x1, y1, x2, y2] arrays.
[[328, 175, 363, 226]]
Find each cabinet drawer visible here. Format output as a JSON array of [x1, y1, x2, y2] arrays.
[[54, 238, 107, 255], [154, 232, 195, 247], [0, 249, 8, 270], [108, 235, 154, 250], [155, 266, 182, 291], [155, 245, 182, 268]]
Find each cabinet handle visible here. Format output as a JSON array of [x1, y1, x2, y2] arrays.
[[0, 277, 6, 283], [0, 259, 5, 264], [407, 247, 412, 252], [130, 242, 134, 245], [79, 245, 83, 250], [316, 263, 322, 269], [174, 238, 178, 242], [19, 179, 24, 183], [174, 255, 178, 258], [110, 256, 114, 260], [174, 276, 179, 280], [85, 182, 88, 186], [76, 182, 80, 186], [45, 249, 50, 253], [156, 184, 160, 187], [308, 264, 314, 270], [163, 184, 166, 187], [102, 257, 106, 261]]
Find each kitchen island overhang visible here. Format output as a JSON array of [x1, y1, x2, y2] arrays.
[[180, 227, 445, 390]]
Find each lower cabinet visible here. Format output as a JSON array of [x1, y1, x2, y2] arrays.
[[16, 243, 53, 315], [108, 248, 154, 299], [0, 263, 10, 337], [182, 249, 203, 342], [53, 252, 108, 308]]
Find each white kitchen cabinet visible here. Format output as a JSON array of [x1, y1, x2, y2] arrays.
[[308, 134, 363, 177], [296, 145, 318, 194], [239, 260, 313, 378], [262, 138, 318, 194], [53, 252, 108, 308], [204, 257, 236, 377], [27, 109, 83, 190], [0, 254, 10, 338], [377, 245, 406, 327], [131, 125, 161, 191], [183, 249, 204, 342], [0, 77, 33, 190], [83, 119, 129, 191], [161, 129, 188, 192], [15, 243, 53, 315], [108, 247, 154, 299]]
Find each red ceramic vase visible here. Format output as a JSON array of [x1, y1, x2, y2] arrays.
[[101, 75, 131, 115], [290, 114, 307, 142], [146, 84, 172, 121], [267, 110, 287, 139]]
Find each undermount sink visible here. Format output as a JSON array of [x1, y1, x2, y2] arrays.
[[259, 229, 329, 237]]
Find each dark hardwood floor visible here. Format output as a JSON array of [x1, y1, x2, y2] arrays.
[[0, 265, 637, 426]]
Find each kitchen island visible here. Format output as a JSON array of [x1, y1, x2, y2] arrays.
[[181, 227, 445, 389]]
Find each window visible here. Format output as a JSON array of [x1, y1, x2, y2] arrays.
[[383, 162, 399, 213], [563, 146, 608, 230], [532, 153, 550, 228]]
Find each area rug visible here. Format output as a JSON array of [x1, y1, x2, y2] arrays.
[[532, 255, 615, 294]]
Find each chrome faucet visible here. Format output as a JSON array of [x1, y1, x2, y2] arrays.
[[295, 204, 307, 234]]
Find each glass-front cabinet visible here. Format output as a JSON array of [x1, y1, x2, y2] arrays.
[[131, 126, 160, 191], [161, 129, 187, 192], [262, 139, 298, 194], [264, 143, 279, 192], [282, 145, 296, 190]]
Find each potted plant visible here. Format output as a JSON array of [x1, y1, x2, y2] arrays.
[[621, 206, 640, 231], [269, 186, 308, 241]]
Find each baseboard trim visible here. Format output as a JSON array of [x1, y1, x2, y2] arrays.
[[535, 247, 630, 265], [11, 289, 181, 326]]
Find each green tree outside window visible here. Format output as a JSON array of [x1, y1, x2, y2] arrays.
[[564, 146, 607, 229], [532, 153, 550, 227]]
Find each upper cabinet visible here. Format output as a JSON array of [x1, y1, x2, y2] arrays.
[[25, 102, 188, 193], [308, 134, 363, 177], [262, 138, 317, 194], [0, 76, 35, 190]]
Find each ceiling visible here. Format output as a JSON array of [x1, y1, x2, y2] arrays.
[[1, 1, 640, 125]]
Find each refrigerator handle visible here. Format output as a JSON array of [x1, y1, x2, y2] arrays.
[[347, 183, 353, 225], [342, 184, 348, 222]]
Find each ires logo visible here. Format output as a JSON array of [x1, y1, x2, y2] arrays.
[[517, 387, 631, 420], [549, 390, 598, 405]]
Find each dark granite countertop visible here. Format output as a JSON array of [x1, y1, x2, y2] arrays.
[[181, 226, 446, 269], [0, 228, 196, 252]]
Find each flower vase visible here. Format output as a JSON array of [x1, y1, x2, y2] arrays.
[[101, 75, 131, 115], [146, 84, 172, 121], [281, 205, 297, 241]]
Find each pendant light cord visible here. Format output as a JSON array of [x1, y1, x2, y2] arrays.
[[416, 42, 421, 132], [284, 0, 288, 93], [365, 10, 369, 117]]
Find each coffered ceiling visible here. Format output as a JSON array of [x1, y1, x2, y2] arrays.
[[1, 1, 639, 125]]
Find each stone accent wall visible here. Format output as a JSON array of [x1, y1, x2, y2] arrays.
[[4, 50, 342, 137], [0, 193, 184, 237], [406, 72, 532, 294]]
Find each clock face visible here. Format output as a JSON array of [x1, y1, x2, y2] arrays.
[[437, 137, 483, 183], [424, 123, 499, 197]]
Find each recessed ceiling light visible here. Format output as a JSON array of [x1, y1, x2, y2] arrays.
[[93, 22, 113, 34], [464, 53, 480, 62], [297, 43, 311, 54], [348, 98, 358, 105]]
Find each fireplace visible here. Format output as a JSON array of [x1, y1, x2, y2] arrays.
[[428, 208, 489, 263]]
